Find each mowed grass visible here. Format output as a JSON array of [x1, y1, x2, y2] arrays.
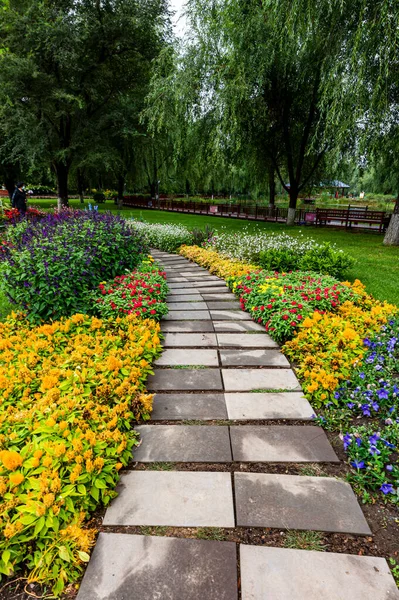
[[9, 200, 399, 306]]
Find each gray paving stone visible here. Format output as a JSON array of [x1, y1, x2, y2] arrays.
[[152, 393, 228, 420], [77, 533, 238, 600], [213, 321, 266, 332], [148, 368, 223, 391], [134, 425, 232, 462], [168, 282, 200, 289], [222, 368, 301, 391], [104, 471, 235, 526], [167, 302, 208, 310], [224, 392, 314, 420], [239, 545, 399, 600], [155, 349, 219, 366], [201, 293, 237, 300], [191, 281, 229, 288], [166, 294, 203, 302], [220, 349, 290, 367], [167, 277, 190, 283], [210, 310, 252, 321], [217, 333, 278, 348], [234, 473, 371, 534], [207, 301, 242, 310], [161, 321, 215, 333], [198, 287, 232, 294], [168, 289, 202, 296], [162, 310, 211, 321], [163, 333, 218, 347], [230, 426, 339, 462], [177, 269, 210, 274]]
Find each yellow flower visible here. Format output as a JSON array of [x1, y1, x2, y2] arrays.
[[9, 472, 24, 487], [0, 450, 23, 471]]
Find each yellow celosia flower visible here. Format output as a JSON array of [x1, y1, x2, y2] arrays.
[[9, 472, 24, 487], [0, 450, 23, 471]]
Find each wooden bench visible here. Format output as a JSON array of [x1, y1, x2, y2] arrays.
[[315, 208, 390, 233]]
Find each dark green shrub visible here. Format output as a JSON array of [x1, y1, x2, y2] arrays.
[[93, 192, 106, 203]]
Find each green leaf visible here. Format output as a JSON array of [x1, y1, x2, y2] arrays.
[[78, 551, 91, 562], [58, 546, 70, 562], [94, 478, 107, 489]]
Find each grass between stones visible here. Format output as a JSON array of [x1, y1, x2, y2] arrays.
[[283, 530, 327, 552]]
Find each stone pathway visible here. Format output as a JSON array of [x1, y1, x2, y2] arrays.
[[77, 250, 399, 600]]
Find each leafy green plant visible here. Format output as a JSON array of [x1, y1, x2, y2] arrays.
[[92, 192, 106, 203], [300, 242, 355, 278], [191, 225, 215, 246]]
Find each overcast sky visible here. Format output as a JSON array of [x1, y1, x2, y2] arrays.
[[169, 0, 188, 37]]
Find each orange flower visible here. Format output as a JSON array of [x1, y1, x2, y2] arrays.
[[0, 450, 23, 471], [9, 472, 24, 487]]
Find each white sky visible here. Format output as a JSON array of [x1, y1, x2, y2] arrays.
[[169, 0, 188, 37]]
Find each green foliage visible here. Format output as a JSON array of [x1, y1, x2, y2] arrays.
[[130, 221, 194, 252], [92, 192, 106, 204], [191, 225, 215, 246], [284, 530, 327, 551]]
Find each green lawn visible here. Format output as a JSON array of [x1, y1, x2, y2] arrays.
[[9, 200, 399, 306]]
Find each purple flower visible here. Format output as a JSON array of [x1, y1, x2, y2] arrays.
[[368, 433, 380, 445], [369, 446, 381, 456], [386, 465, 393, 472], [347, 402, 355, 409], [359, 372, 365, 379], [351, 460, 365, 469], [380, 483, 395, 495], [377, 389, 389, 400]]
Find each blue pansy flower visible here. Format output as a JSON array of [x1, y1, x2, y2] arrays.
[[380, 483, 395, 495], [351, 460, 365, 469]]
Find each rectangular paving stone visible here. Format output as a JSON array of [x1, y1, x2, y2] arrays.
[[217, 333, 278, 348], [224, 392, 314, 420], [167, 277, 190, 283], [104, 471, 235, 526], [162, 310, 211, 321], [230, 426, 339, 462], [202, 293, 237, 300], [155, 349, 219, 366], [163, 333, 218, 347], [234, 473, 371, 534], [191, 281, 228, 288], [168, 282, 200, 289], [220, 349, 290, 367], [198, 287, 231, 294], [166, 295, 203, 302], [161, 321, 215, 333], [77, 533, 238, 600], [134, 425, 232, 462], [239, 546, 399, 600], [147, 369, 223, 391], [210, 310, 252, 321], [207, 301, 242, 310], [213, 321, 266, 332], [222, 368, 301, 391], [152, 393, 228, 420], [167, 302, 208, 310], [168, 289, 202, 296]]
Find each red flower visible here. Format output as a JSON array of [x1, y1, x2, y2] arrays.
[[282, 314, 289, 321]]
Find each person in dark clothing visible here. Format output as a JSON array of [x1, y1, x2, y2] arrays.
[[12, 182, 27, 213]]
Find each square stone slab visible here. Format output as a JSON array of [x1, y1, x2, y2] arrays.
[[151, 393, 228, 420], [234, 473, 371, 534], [104, 471, 235, 526], [220, 349, 290, 367], [163, 333, 218, 347], [217, 333, 278, 348], [155, 349, 219, 366], [230, 426, 339, 462], [161, 321, 215, 333], [213, 321, 266, 332], [210, 310, 252, 321], [222, 369, 301, 391], [162, 310, 211, 321], [224, 392, 314, 420], [134, 425, 232, 462], [166, 295, 203, 302], [202, 293, 237, 300], [207, 301, 242, 310], [147, 369, 223, 391], [167, 302, 208, 310], [239, 545, 399, 600], [77, 533, 238, 600]]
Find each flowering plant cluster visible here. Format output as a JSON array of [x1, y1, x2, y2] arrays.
[[92, 262, 168, 320], [130, 221, 194, 252], [180, 245, 258, 278], [2, 207, 46, 223], [0, 311, 162, 594], [0, 212, 148, 322]]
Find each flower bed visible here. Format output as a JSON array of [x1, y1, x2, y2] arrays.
[[1, 212, 147, 322], [0, 311, 162, 594], [129, 221, 194, 252]]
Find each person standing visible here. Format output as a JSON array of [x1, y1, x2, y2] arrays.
[[12, 182, 27, 214]]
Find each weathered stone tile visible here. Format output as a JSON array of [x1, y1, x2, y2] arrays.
[[222, 369, 301, 391], [230, 426, 339, 462], [167, 289, 202, 296], [163, 333, 218, 347], [213, 321, 266, 332], [155, 349, 219, 366], [162, 310, 211, 321], [151, 393, 228, 420], [167, 277, 190, 283], [210, 310, 252, 321], [198, 287, 232, 294], [234, 473, 371, 534], [201, 293, 237, 300], [168, 282, 199, 289], [104, 471, 235, 526], [191, 281, 228, 288], [239, 545, 399, 600], [224, 392, 314, 420], [220, 349, 290, 367], [217, 333, 278, 348], [166, 295, 203, 302], [161, 321, 215, 333], [207, 301, 242, 310], [148, 369, 223, 391], [77, 533, 238, 600], [167, 302, 208, 310], [134, 425, 232, 462]]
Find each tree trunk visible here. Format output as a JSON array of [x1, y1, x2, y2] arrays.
[[286, 187, 298, 226], [268, 164, 276, 208], [117, 174, 125, 208], [149, 181, 156, 200], [383, 198, 399, 246], [55, 162, 69, 209], [77, 168, 85, 204]]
